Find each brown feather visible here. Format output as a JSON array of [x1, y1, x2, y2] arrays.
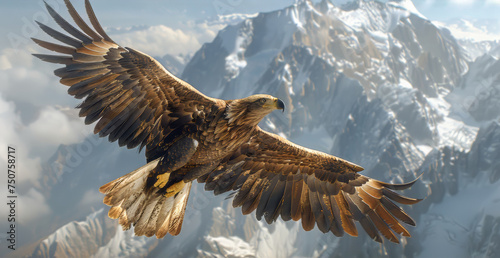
[[345, 193, 382, 243], [264, 178, 286, 223], [382, 188, 421, 205], [44, 1, 93, 44], [279, 176, 294, 221], [300, 182, 315, 231], [63, 0, 103, 41], [241, 178, 265, 215], [375, 204, 411, 237], [84, 0, 117, 45], [380, 196, 416, 226], [256, 175, 278, 221], [328, 195, 344, 237], [32, 38, 75, 54], [334, 192, 358, 236], [290, 177, 304, 221]]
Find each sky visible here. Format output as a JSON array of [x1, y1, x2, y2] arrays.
[[413, 0, 500, 21], [0, 0, 499, 252], [2, 0, 500, 51]]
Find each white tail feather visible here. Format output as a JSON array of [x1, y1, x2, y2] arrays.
[[100, 158, 193, 237]]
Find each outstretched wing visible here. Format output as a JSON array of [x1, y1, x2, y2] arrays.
[[200, 128, 421, 243], [33, 0, 220, 160]]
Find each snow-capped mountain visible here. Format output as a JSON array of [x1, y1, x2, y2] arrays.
[[20, 0, 500, 257]]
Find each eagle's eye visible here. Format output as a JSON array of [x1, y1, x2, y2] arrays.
[[258, 98, 267, 104]]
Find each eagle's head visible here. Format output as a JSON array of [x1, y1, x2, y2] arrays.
[[226, 94, 285, 126]]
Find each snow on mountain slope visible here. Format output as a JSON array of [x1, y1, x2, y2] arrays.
[[32, 209, 122, 257], [25, 0, 500, 257], [455, 54, 500, 122], [415, 122, 500, 258]]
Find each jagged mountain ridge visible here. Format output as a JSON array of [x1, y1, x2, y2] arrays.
[[26, 0, 500, 257]]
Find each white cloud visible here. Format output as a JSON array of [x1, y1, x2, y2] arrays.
[[111, 25, 204, 57], [421, 0, 436, 9], [485, 0, 500, 5], [26, 106, 91, 157], [448, 0, 475, 6], [434, 20, 500, 42], [78, 189, 104, 208], [110, 23, 224, 57], [18, 189, 51, 225], [0, 48, 79, 114], [0, 55, 11, 70], [0, 46, 91, 185], [0, 94, 43, 185], [0, 94, 90, 186]]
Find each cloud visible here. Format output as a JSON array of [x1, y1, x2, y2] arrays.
[[111, 25, 204, 57], [448, 0, 475, 6], [78, 189, 104, 208], [26, 106, 91, 157], [434, 20, 500, 42], [421, 0, 436, 9], [18, 188, 51, 225], [485, 0, 500, 5], [0, 55, 11, 70], [0, 94, 42, 186], [0, 46, 91, 186], [110, 23, 225, 57], [0, 94, 91, 186]]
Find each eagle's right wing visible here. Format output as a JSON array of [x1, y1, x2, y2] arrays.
[[200, 128, 421, 243], [33, 0, 221, 160]]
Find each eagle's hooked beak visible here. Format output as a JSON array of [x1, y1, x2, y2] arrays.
[[275, 98, 285, 113]]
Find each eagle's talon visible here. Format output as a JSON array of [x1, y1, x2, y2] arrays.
[[154, 173, 170, 188], [165, 181, 186, 198]]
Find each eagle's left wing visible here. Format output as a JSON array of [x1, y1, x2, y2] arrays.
[[199, 128, 421, 243], [32, 0, 221, 161]]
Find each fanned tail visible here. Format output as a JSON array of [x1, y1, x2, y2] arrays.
[[99, 158, 192, 238]]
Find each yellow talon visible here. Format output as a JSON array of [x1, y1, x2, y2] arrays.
[[164, 181, 186, 198], [154, 173, 170, 188]]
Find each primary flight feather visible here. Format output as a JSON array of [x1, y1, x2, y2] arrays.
[[33, 0, 421, 243]]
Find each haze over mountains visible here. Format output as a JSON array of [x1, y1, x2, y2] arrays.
[[4, 0, 500, 257]]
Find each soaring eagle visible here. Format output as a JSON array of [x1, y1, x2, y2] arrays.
[[34, 0, 421, 243]]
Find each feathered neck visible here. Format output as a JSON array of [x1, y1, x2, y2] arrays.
[[225, 100, 270, 127]]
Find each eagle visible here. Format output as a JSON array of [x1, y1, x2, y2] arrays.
[[33, 0, 421, 244]]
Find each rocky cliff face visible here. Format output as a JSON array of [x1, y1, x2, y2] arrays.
[[27, 0, 500, 257]]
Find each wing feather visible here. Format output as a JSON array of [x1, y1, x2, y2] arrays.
[[279, 176, 294, 221], [32, 38, 75, 54], [300, 183, 315, 231], [266, 178, 286, 223], [290, 176, 304, 221], [84, 0, 116, 44], [64, 0, 103, 41], [44, 1, 93, 44], [328, 194, 344, 237], [256, 175, 278, 222]]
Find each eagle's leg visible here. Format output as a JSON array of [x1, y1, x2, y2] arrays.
[[152, 137, 199, 190]]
